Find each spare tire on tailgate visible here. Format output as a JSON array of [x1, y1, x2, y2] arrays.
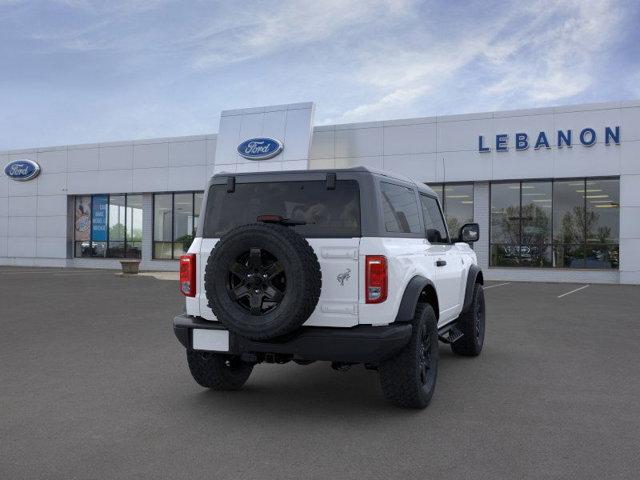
[[204, 223, 322, 340]]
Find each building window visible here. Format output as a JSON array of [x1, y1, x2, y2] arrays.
[[153, 194, 172, 259], [73, 194, 143, 259], [553, 179, 619, 268], [74, 196, 92, 256], [490, 178, 619, 269], [126, 195, 143, 258], [108, 194, 125, 257], [429, 183, 474, 237], [153, 191, 204, 259], [490, 181, 552, 267]]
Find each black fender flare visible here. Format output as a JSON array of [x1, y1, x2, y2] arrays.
[[461, 265, 484, 313], [394, 276, 439, 323]]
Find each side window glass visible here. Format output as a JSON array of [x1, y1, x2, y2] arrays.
[[420, 195, 449, 243], [380, 182, 422, 234]]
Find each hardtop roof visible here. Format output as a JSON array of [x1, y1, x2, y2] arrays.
[[210, 166, 437, 196]]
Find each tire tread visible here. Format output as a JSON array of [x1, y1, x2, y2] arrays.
[[451, 283, 484, 356], [187, 350, 253, 390], [379, 303, 439, 408]]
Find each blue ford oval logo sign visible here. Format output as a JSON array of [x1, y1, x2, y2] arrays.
[[237, 137, 283, 160], [4, 159, 41, 181]]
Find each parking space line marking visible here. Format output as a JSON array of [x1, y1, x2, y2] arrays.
[[51, 273, 114, 276], [0, 271, 114, 276], [0, 271, 60, 275], [0, 270, 55, 273], [557, 285, 590, 298], [484, 282, 511, 290]]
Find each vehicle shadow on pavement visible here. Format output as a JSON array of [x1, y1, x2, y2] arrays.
[[176, 345, 477, 418]]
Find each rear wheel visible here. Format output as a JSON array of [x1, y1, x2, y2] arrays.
[[451, 283, 485, 356], [379, 303, 439, 408], [187, 350, 253, 390]]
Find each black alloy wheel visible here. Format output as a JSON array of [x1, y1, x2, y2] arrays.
[[227, 248, 286, 315], [419, 327, 433, 386]]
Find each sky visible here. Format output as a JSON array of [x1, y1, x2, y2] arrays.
[[1, 0, 639, 150]]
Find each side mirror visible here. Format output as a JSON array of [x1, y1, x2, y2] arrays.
[[458, 223, 480, 243]]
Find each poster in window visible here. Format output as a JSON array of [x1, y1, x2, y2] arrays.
[[91, 195, 108, 242], [75, 196, 91, 241]]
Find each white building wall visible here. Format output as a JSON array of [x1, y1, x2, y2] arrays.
[[619, 173, 640, 284], [1, 100, 639, 282], [211, 102, 315, 175], [309, 100, 640, 284], [0, 134, 216, 271], [473, 182, 490, 272], [141, 193, 153, 263]]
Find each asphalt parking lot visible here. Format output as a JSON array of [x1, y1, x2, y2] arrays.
[[1, 268, 639, 480]]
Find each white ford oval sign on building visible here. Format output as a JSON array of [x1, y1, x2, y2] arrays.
[[4, 159, 41, 181], [237, 138, 283, 160]]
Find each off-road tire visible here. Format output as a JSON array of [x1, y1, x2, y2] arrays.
[[204, 223, 322, 340], [379, 303, 439, 408], [187, 350, 253, 390], [451, 283, 485, 356]]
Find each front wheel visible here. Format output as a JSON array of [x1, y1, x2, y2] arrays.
[[186, 350, 254, 390], [379, 304, 439, 408]]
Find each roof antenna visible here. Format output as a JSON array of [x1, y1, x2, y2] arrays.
[[442, 157, 446, 184]]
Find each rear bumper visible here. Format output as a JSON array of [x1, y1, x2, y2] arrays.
[[173, 314, 412, 364]]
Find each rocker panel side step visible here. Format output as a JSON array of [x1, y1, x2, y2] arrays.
[[437, 321, 464, 344]]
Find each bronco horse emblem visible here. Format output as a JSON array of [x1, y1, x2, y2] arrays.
[[336, 268, 351, 286]]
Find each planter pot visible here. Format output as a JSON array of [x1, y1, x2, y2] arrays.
[[120, 259, 141, 274]]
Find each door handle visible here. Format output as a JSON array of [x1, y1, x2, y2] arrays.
[[436, 260, 447, 267]]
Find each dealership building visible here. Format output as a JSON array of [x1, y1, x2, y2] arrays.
[[1, 100, 639, 284]]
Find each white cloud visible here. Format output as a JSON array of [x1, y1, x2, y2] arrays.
[[482, 0, 621, 105], [190, 0, 416, 69], [340, 85, 429, 121], [0, 0, 634, 149], [335, 0, 625, 122], [338, 35, 493, 121], [52, 0, 171, 13], [22, 0, 418, 67]]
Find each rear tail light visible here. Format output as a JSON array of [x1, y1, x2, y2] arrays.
[[365, 255, 387, 304], [179, 254, 196, 297]]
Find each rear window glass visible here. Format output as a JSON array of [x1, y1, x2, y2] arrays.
[[203, 180, 360, 238]]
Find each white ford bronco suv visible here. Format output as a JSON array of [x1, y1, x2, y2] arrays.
[[173, 167, 485, 408]]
